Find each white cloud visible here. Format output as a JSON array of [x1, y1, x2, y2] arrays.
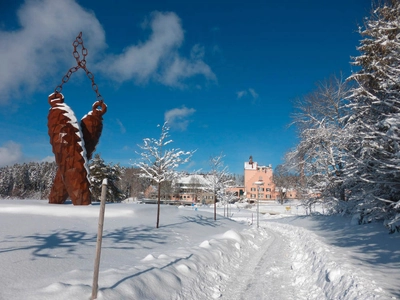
[[164, 106, 196, 131], [0, 141, 23, 167], [249, 88, 259, 99], [97, 12, 216, 88], [99, 11, 183, 84], [237, 88, 259, 102], [160, 44, 216, 88], [0, 2, 216, 106], [0, 0, 106, 104], [41, 156, 55, 163], [237, 90, 247, 99], [116, 119, 126, 134]]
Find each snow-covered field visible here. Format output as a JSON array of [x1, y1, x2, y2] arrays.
[[0, 199, 398, 299]]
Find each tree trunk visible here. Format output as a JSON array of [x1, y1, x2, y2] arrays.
[[156, 182, 161, 228], [340, 186, 346, 201], [214, 194, 217, 221]]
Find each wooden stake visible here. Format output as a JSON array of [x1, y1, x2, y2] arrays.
[[91, 178, 107, 300]]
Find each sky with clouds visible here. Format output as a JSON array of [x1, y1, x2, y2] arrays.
[[0, 0, 371, 174]]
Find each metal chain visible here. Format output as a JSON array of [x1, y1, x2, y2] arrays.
[[54, 32, 104, 103]]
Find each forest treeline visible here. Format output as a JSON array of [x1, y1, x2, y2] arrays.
[[0, 156, 149, 202]]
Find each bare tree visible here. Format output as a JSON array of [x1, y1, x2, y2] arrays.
[[135, 122, 194, 228], [117, 167, 151, 200], [287, 74, 351, 200], [273, 164, 300, 204], [207, 153, 231, 220], [188, 176, 202, 203], [160, 180, 173, 200]]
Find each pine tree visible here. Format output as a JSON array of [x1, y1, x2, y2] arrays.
[[0, 166, 13, 198], [40, 162, 57, 199], [89, 154, 125, 202], [106, 163, 125, 202], [11, 163, 30, 197], [346, 0, 400, 226]]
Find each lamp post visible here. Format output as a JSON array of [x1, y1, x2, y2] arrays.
[[254, 180, 264, 228]]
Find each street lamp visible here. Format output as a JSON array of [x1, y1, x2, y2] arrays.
[[254, 179, 264, 228]]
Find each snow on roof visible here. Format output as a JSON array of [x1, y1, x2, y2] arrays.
[[176, 174, 213, 186], [244, 161, 272, 170]]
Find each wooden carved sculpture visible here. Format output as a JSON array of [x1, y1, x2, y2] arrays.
[[48, 32, 107, 205]]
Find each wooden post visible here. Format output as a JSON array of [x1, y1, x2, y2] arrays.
[[156, 182, 161, 228], [214, 195, 217, 221], [91, 178, 107, 300], [223, 201, 226, 217]]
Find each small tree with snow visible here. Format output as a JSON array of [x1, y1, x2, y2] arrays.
[[206, 153, 231, 220], [135, 122, 194, 228]]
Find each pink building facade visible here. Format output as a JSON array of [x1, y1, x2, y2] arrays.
[[244, 156, 276, 201]]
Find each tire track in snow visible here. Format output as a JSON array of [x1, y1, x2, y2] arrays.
[[220, 227, 297, 300]]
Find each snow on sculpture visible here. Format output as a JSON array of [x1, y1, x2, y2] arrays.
[[47, 32, 107, 205], [81, 100, 107, 160]]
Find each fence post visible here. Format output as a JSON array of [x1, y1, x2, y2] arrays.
[[91, 178, 107, 300]]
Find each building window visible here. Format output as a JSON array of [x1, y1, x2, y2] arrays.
[[251, 187, 256, 191], [266, 188, 271, 192], [258, 194, 264, 198]]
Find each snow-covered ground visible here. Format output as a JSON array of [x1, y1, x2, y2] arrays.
[[0, 199, 398, 299]]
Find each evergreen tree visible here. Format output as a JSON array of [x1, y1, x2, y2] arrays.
[[0, 166, 13, 197], [345, 0, 400, 226], [11, 163, 30, 197], [89, 154, 124, 202], [0, 162, 57, 199], [40, 162, 57, 199]]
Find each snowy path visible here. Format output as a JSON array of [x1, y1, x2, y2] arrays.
[[215, 218, 392, 300], [220, 227, 298, 300]]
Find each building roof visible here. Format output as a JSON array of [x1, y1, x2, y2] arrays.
[[244, 161, 272, 170], [175, 174, 212, 186]]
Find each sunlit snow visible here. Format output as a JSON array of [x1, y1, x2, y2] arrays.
[[0, 199, 398, 299]]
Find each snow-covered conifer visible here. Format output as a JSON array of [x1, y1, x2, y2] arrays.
[[345, 0, 400, 226], [89, 154, 124, 202]]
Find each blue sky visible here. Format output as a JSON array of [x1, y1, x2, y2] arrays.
[[0, 0, 371, 174]]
